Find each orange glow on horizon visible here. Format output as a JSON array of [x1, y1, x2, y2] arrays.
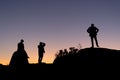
[[0, 41, 120, 65]]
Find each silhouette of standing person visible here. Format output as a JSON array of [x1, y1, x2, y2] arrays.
[[87, 24, 99, 48], [17, 39, 29, 64], [38, 42, 46, 63], [9, 39, 29, 67]]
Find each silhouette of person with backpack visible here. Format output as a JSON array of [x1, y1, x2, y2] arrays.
[[38, 42, 46, 63], [87, 24, 99, 48]]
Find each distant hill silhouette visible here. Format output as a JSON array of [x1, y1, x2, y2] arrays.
[[1, 47, 120, 79], [53, 48, 120, 65]]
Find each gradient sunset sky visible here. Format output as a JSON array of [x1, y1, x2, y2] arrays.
[[1, 0, 120, 65]]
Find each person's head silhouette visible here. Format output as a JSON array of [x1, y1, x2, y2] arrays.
[[39, 42, 46, 47], [91, 24, 94, 27], [21, 39, 24, 43]]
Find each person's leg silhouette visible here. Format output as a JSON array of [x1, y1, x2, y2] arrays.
[[91, 37, 94, 48], [94, 36, 99, 47]]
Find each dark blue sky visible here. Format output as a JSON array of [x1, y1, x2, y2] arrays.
[[0, 0, 120, 65]]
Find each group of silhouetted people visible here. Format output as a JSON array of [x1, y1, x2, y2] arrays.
[[9, 39, 46, 67], [9, 23, 100, 67]]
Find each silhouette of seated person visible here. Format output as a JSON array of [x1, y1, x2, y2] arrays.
[[38, 42, 46, 63], [87, 24, 99, 48], [9, 39, 29, 67]]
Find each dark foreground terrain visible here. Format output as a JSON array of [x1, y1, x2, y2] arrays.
[[1, 48, 120, 79]]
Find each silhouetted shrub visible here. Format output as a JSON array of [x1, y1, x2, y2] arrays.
[[53, 47, 120, 65], [55, 47, 80, 58]]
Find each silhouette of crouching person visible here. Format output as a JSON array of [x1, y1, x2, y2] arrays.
[[38, 42, 46, 63]]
